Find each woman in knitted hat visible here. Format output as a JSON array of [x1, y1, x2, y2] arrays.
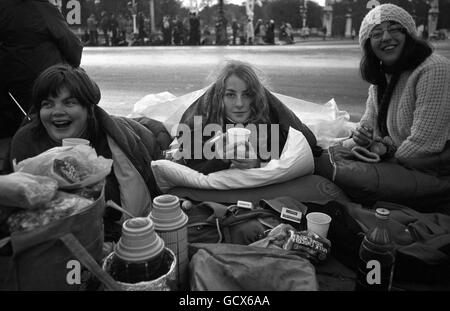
[[9, 64, 171, 241], [327, 4, 450, 212], [353, 3, 450, 165]]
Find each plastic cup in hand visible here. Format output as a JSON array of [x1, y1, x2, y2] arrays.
[[227, 128, 251, 159], [306, 212, 332, 239], [62, 138, 90, 147], [227, 128, 251, 146]]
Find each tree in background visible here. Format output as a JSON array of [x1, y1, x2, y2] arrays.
[[81, 0, 450, 39], [265, 0, 302, 28], [437, 0, 450, 29]]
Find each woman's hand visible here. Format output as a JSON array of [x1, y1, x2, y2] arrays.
[[352, 123, 374, 148], [205, 133, 260, 168], [229, 141, 260, 169]]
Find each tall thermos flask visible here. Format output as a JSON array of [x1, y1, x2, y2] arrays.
[[150, 194, 188, 290]]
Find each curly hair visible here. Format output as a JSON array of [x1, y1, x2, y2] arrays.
[[200, 60, 271, 127]]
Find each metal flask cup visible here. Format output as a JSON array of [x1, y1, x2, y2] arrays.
[[110, 217, 168, 284]]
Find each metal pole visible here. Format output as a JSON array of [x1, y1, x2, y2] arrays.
[[149, 0, 155, 34], [132, 0, 137, 34], [217, 0, 226, 45], [303, 0, 308, 28]]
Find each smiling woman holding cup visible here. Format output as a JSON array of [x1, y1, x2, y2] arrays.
[[177, 60, 322, 174]]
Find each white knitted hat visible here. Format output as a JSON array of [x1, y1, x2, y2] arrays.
[[359, 3, 417, 48]]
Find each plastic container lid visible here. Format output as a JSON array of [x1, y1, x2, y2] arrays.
[[114, 217, 165, 262], [375, 208, 390, 219], [149, 195, 188, 231]]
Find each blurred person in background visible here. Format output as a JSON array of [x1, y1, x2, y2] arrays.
[[0, 0, 83, 174]]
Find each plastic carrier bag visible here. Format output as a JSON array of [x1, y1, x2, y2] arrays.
[[14, 145, 113, 189]]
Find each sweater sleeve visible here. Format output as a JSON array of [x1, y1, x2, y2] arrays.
[[395, 62, 450, 159], [359, 85, 378, 132]]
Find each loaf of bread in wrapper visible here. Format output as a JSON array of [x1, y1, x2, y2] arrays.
[[0, 172, 58, 210]]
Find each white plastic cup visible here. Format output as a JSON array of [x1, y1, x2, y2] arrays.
[[62, 138, 90, 147], [226, 128, 251, 146], [306, 212, 332, 238], [226, 128, 251, 159]]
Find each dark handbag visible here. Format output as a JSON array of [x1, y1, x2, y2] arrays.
[[0, 188, 120, 291]]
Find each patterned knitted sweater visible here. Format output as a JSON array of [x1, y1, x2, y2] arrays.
[[360, 53, 450, 160]]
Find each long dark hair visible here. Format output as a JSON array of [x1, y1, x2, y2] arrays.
[[360, 32, 433, 136], [31, 64, 101, 145]]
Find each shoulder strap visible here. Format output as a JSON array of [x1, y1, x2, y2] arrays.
[[195, 201, 229, 222], [186, 202, 229, 243], [60, 233, 121, 291]]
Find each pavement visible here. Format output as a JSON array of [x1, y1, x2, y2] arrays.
[[82, 38, 450, 123], [83, 42, 368, 121]]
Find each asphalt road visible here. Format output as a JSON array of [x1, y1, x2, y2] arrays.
[[81, 40, 450, 122]]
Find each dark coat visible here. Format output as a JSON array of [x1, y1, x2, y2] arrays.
[[0, 0, 83, 138]]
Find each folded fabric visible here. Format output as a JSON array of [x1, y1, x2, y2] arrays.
[[168, 175, 350, 206], [151, 127, 314, 192]]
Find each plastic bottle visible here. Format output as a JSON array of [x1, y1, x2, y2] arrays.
[[355, 208, 396, 291]]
